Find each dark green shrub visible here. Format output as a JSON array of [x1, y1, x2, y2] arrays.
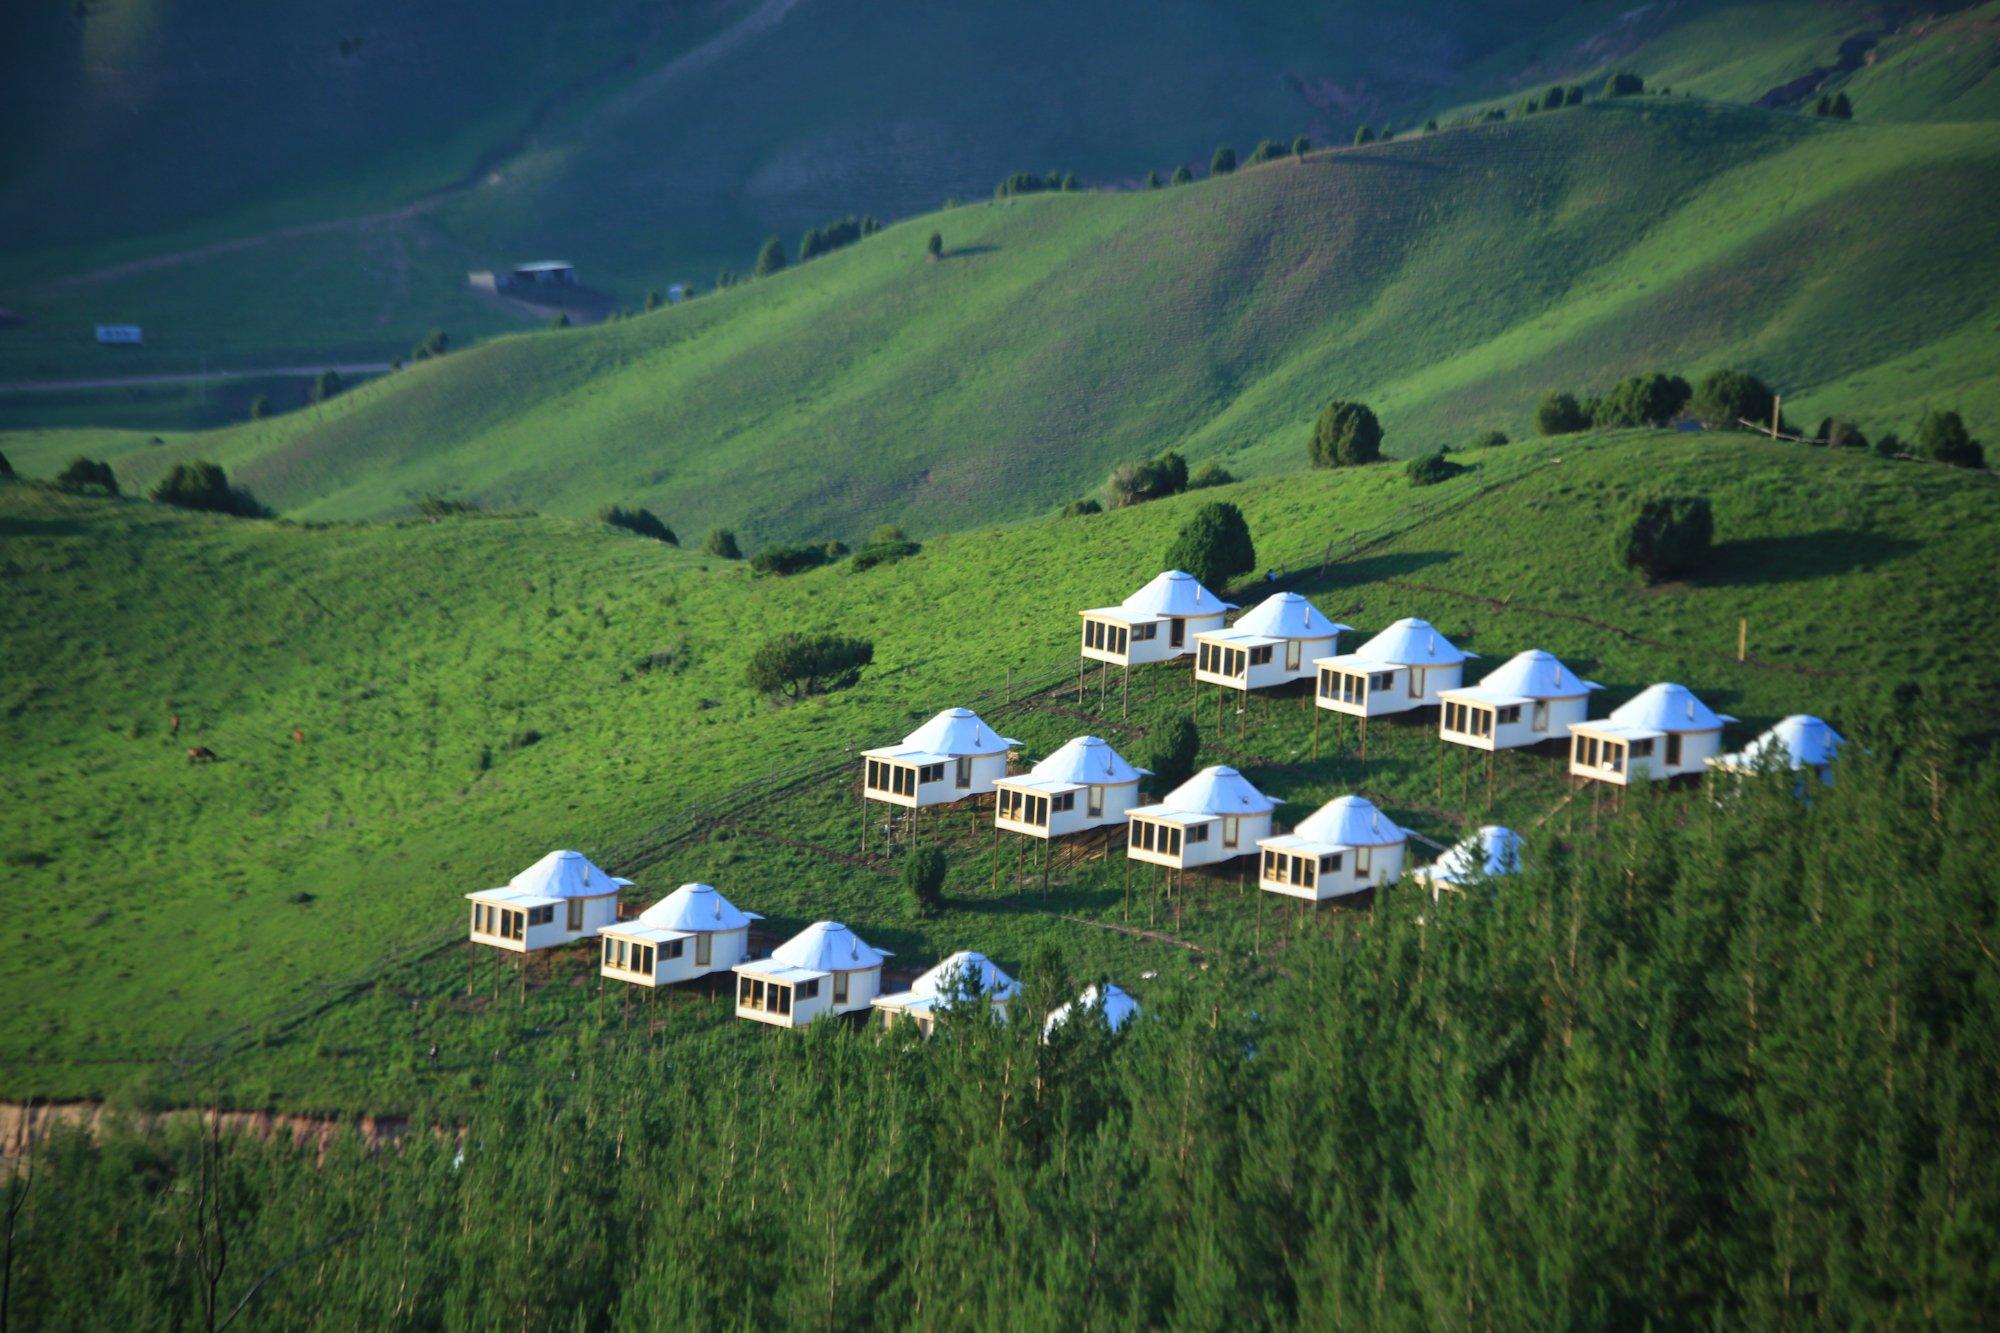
[[1690, 369, 1776, 431], [1815, 418, 1869, 451], [868, 524, 907, 544], [1107, 449, 1188, 507], [1309, 400, 1383, 467], [1171, 164, 1193, 185], [750, 541, 848, 576], [1405, 451, 1464, 486], [1164, 501, 1255, 590], [1060, 498, 1102, 517], [1144, 171, 1162, 189], [1210, 145, 1236, 175], [1566, 86, 1585, 106], [411, 329, 448, 361], [1247, 139, 1285, 165], [56, 457, 118, 494], [1469, 428, 1509, 449], [1353, 124, 1374, 146], [644, 289, 662, 311], [927, 232, 943, 259], [1291, 135, 1310, 159], [309, 370, 343, 404], [0, 450, 12, 478], [1831, 92, 1853, 119], [744, 632, 874, 698], [1873, 431, 1904, 459], [753, 237, 787, 277], [249, 394, 271, 420], [1146, 717, 1200, 794], [416, 494, 479, 517], [1187, 460, 1235, 490], [1593, 373, 1693, 428], [902, 845, 948, 915], [1616, 495, 1714, 584], [1915, 410, 1984, 469], [1605, 72, 1644, 97], [150, 460, 268, 516], [703, 528, 743, 560], [850, 539, 920, 572], [599, 505, 677, 543]]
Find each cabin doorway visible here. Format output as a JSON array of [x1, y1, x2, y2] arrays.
[[1285, 640, 1301, 671], [695, 934, 712, 967], [1170, 620, 1185, 648]]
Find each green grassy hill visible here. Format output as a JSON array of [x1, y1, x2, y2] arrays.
[[4, 0, 1988, 392], [10, 98, 1995, 546], [3, 430, 1995, 1106]]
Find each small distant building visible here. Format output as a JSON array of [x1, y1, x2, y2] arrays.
[[1569, 683, 1735, 786], [863, 707, 1019, 809], [1127, 765, 1278, 870], [505, 261, 577, 289], [733, 921, 889, 1028], [1314, 617, 1473, 718], [1439, 649, 1601, 751], [1257, 794, 1409, 902], [1708, 714, 1844, 785], [1195, 592, 1351, 692], [993, 735, 1147, 839], [1412, 825, 1523, 899], [465, 849, 630, 953], [666, 283, 688, 304], [600, 882, 761, 988], [873, 951, 1020, 1037], [1079, 570, 1236, 667], [1044, 982, 1139, 1040], [95, 325, 142, 345]]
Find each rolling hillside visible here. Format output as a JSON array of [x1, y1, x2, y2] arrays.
[[10, 97, 1996, 546], [3, 0, 1986, 390], [3, 430, 1996, 1105]]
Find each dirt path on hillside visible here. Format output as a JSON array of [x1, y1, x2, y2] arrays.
[[0, 1099, 421, 1163], [0, 361, 393, 393], [31, 0, 814, 296]]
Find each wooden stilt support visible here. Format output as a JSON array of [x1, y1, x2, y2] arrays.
[[1124, 853, 1131, 920], [1100, 661, 1109, 712], [1122, 665, 1130, 720], [1486, 749, 1496, 810], [1361, 716, 1369, 765], [1437, 730, 1445, 801], [1043, 836, 1051, 894], [1313, 698, 1321, 760], [1079, 661, 1085, 704], [991, 822, 1000, 892]]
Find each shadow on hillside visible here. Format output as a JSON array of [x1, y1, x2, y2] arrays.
[[941, 245, 999, 260], [0, 514, 91, 539], [1701, 530, 1917, 587], [1280, 549, 1456, 602]]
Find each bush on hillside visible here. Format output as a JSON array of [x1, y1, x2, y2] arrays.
[[150, 461, 269, 517], [1469, 428, 1510, 450], [1309, 400, 1383, 468], [753, 237, 787, 277], [750, 540, 849, 576], [1536, 391, 1588, 436], [1616, 494, 1713, 584], [309, 370, 343, 404], [1593, 372, 1693, 428], [868, 524, 907, 544], [1144, 171, 1162, 189], [801, 214, 882, 261], [995, 171, 1075, 199], [1292, 135, 1311, 160], [744, 632, 874, 699], [56, 457, 118, 495], [1873, 431, 1904, 459], [1353, 124, 1375, 146], [1107, 449, 1188, 507], [547, 312, 571, 330], [1145, 716, 1201, 794], [1060, 498, 1102, 517], [703, 528, 743, 560], [0, 450, 11, 478], [1171, 164, 1193, 185], [902, 845, 948, 916], [1814, 418, 1869, 451], [1247, 139, 1286, 165], [411, 329, 449, 361], [1605, 72, 1645, 97], [1566, 86, 1585, 106], [249, 395, 271, 420], [1210, 146, 1236, 175], [416, 494, 479, 517], [599, 505, 677, 543], [644, 289, 663, 311], [1164, 501, 1256, 590], [1690, 369, 1776, 431], [927, 231, 943, 259], [1187, 460, 1235, 490], [1405, 451, 1465, 487], [1914, 409, 1984, 469], [850, 539, 921, 572]]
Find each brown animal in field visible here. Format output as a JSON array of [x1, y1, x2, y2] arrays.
[[186, 746, 217, 763], [293, 728, 305, 745], [169, 713, 181, 737]]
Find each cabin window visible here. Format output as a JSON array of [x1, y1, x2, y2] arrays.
[[1198, 642, 1211, 673], [1497, 705, 1521, 726], [529, 905, 555, 927], [1231, 648, 1248, 676], [1665, 734, 1683, 766], [954, 757, 973, 789], [1607, 744, 1625, 774], [1532, 701, 1550, 732], [1355, 846, 1373, 879], [1409, 667, 1428, 699], [502, 910, 524, 940], [607, 938, 623, 968], [695, 934, 711, 967], [1262, 850, 1279, 879], [1133, 622, 1156, 641], [1185, 825, 1205, 846], [1052, 791, 1075, 813], [1115, 626, 1129, 654], [566, 899, 584, 932], [798, 978, 821, 1001], [739, 976, 754, 1006], [1372, 672, 1395, 694], [1087, 786, 1104, 818], [1166, 827, 1184, 855], [775, 986, 792, 1016], [919, 763, 945, 785], [1320, 853, 1342, 875], [1221, 816, 1239, 848], [833, 972, 850, 1005], [1629, 738, 1655, 758], [1083, 620, 1102, 652], [637, 944, 654, 974], [1134, 820, 1154, 851], [665, 938, 685, 960], [1285, 640, 1302, 671], [1170, 620, 1186, 648], [1577, 735, 1598, 768], [1031, 795, 1049, 825], [1249, 645, 1273, 668]]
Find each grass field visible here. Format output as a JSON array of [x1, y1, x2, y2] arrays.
[[9, 97, 1994, 549], [4, 428, 1996, 1110]]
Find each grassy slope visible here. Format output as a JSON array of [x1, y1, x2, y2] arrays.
[[12, 99, 1995, 546], [3, 0, 1955, 392], [3, 431, 1997, 1105]]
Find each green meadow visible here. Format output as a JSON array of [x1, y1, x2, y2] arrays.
[[4, 428, 1995, 1108]]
